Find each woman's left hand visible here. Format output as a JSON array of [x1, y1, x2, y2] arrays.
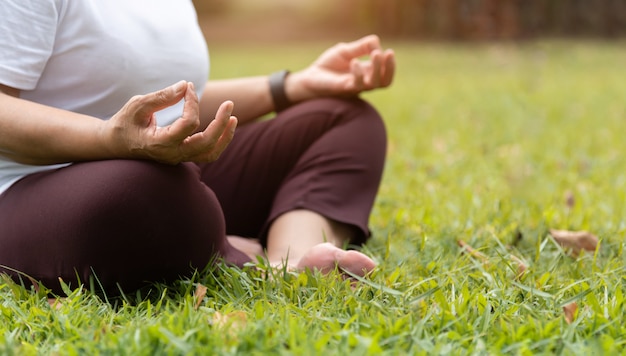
[[286, 35, 395, 103]]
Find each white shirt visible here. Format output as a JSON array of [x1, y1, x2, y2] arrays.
[[0, 0, 209, 194]]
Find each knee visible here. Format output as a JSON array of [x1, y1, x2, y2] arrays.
[[67, 161, 225, 290], [301, 96, 386, 138], [67, 160, 215, 233], [330, 97, 387, 144], [84, 160, 201, 204], [333, 98, 387, 156]]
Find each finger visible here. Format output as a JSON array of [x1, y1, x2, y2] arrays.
[[365, 49, 383, 89], [164, 82, 201, 141], [337, 34, 382, 60], [206, 115, 238, 161], [380, 49, 396, 87], [204, 100, 233, 146], [211, 100, 235, 131], [179, 101, 234, 159], [130, 81, 187, 120], [350, 59, 365, 92], [184, 116, 237, 162]]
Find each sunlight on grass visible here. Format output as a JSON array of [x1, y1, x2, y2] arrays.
[[2, 40, 626, 354]]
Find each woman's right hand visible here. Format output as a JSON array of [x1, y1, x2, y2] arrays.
[[106, 81, 238, 164]]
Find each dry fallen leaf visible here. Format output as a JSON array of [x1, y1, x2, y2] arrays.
[[0, 266, 42, 293], [510, 254, 528, 279], [194, 284, 208, 310], [563, 301, 578, 324], [458, 240, 489, 263], [549, 229, 599, 256], [210, 311, 248, 329]]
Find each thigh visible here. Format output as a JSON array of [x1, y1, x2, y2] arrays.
[[0, 160, 248, 295]]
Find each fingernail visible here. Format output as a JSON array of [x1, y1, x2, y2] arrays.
[[230, 117, 238, 133], [173, 80, 186, 93]]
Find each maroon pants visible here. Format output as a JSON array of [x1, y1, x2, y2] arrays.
[[0, 98, 386, 295]]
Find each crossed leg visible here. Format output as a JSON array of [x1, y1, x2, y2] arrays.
[[207, 97, 386, 279]]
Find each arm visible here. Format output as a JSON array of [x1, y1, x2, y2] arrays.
[[198, 35, 396, 125], [0, 84, 112, 165], [0, 82, 237, 166]]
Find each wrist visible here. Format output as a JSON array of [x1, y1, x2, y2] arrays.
[[283, 70, 313, 105], [100, 116, 134, 160], [268, 70, 314, 112], [269, 70, 292, 112]]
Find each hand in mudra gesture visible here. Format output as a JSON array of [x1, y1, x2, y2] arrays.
[[106, 81, 237, 164], [287, 35, 396, 102]]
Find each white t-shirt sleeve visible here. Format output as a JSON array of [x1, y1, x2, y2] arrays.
[[0, 0, 63, 90]]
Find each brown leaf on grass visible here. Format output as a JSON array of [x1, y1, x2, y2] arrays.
[[0, 265, 42, 293], [549, 229, 599, 256], [194, 284, 208, 310], [510, 255, 528, 279], [210, 311, 248, 329], [457, 240, 488, 263], [563, 302, 578, 324]]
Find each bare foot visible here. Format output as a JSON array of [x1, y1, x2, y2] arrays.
[[227, 236, 264, 261], [295, 242, 376, 278]]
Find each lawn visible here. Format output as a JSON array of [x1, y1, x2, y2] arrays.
[[2, 40, 626, 355]]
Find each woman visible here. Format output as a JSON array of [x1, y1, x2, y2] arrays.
[[0, 0, 395, 295]]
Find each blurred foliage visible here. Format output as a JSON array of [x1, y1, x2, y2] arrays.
[[351, 0, 626, 40], [194, 0, 626, 41]]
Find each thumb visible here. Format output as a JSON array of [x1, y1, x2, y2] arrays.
[[132, 81, 188, 119]]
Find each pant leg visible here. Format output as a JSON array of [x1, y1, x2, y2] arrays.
[[0, 160, 249, 295], [200, 97, 387, 245]]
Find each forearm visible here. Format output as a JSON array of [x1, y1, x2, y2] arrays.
[[199, 71, 317, 127], [200, 77, 274, 126], [0, 92, 113, 165], [1, 80, 237, 166]]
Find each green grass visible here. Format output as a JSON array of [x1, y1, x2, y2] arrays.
[[2, 40, 626, 355]]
